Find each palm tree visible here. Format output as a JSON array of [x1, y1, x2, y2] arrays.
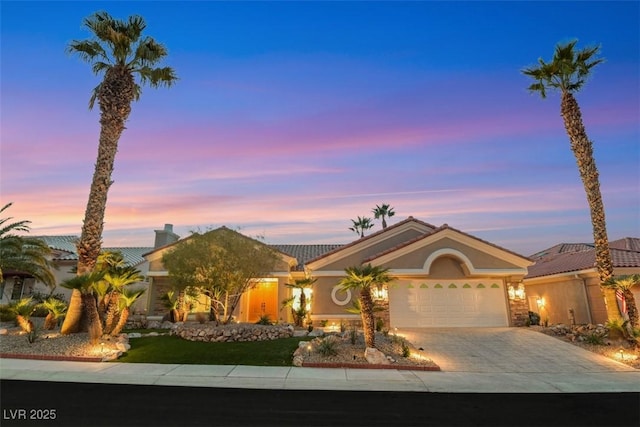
[[284, 277, 316, 327], [523, 40, 620, 323], [110, 287, 145, 336], [0, 203, 55, 289], [8, 297, 36, 334], [64, 12, 176, 334], [349, 216, 374, 238], [606, 274, 640, 329], [372, 204, 395, 229], [39, 298, 68, 330], [59, 272, 105, 342], [338, 264, 393, 348]]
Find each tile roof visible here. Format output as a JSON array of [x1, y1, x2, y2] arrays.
[[34, 235, 152, 267], [272, 244, 344, 271], [526, 237, 640, 279]]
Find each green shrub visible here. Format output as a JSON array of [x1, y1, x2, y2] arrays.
[[375, 317, 384, 332], [528, 311, 540, 326], [349, 329, 358, 344], [320, 319, 328, 327], [0, 304, 16, 322], [584, 333, 605, 345], [316, 338, 339, 357], [401, 340, 410, 358], [255, 314, 272, 325]]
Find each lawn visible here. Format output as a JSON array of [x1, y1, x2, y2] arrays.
[[116, 335, 312, 366]]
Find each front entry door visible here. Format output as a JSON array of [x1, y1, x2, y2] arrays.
[[248, 279, 278, 322]]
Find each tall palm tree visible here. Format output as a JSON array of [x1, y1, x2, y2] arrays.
[[523, 40, 620, 323], [349, 216, 374, 238], [62, 12, 176, 335], [68, 12, 177, 275], [0, 203, 55, 289], [338, 264, 393, 348], [372, 204, 395, 229]]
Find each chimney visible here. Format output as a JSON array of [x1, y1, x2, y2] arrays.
[[154, 224, 180, 248]]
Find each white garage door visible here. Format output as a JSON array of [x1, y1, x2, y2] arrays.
[[389, 280, 509, 327]]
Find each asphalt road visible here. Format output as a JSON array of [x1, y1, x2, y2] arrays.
[[1, 380, 638, 427]]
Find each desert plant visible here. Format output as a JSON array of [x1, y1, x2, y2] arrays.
[[161, 290, 180, 323], [375, 317, 385, 332], [316, 337, 339, 357], [8, 297, 36, 334], [401, 340, 411, 358], [39, 298, 68, 330], [256, 314, 272, 325], [528, 311, 541, 326], [584, 332, 605, 345], [349, 329, 358, 345]]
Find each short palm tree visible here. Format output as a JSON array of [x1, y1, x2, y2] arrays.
[[101, 265, 145, 334], [8, 297, 36, 334], [349, 216, 374, 238], [523, 40, 620, 322], [372, 204, 395, 229], [0, 203, 55, 288], [284, 277, 316, 327], [606, 274, 640, 329], [338, 264, 393, 348], [59, 272, 105, 342], [110, 287, 145, 336], [39, 298, 68, 330], [64, 12, 176, 335]]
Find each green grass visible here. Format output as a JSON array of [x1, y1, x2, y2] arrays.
[[116, 335, 312, 366]]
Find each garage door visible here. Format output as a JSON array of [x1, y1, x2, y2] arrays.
[[389, 280, 509, 327]]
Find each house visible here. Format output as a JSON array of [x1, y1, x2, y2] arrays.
[[523, 238, 640, 325], [144, 217, 533, 327]]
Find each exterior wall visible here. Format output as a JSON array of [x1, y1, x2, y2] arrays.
[[385, 238, 523, 271], [524, 276, 597, 325], [427, 256, 466, 279]]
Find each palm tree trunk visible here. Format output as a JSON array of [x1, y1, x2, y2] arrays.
[[111, 307, 130, 336], [560, 92, 620, 323], [359, 289, 376, 348], [16, 315, 34, 334], [624, 289, 638, 328], [61, 289, 83, 335], [81, 292, 103, 343], [44, 313, 57, 330], [103, 294, 120, 335]]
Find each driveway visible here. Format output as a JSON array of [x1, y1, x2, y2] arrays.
[[400, 327, 634, 373]]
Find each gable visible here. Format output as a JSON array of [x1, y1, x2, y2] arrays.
[[368, 228, 531, 277], [306, 218, 435, 272]]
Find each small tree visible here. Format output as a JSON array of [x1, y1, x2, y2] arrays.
[[605, 274, 640, 329], [338, 264, 393, 348], [39, 298, 68, 330], [110, 287, 145, 336], [283, 277, 316, 327], [162, 227, 279, 324]]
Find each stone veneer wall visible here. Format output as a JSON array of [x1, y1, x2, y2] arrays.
[[173, 323, 293, 342], [509, 298, 530, 326]]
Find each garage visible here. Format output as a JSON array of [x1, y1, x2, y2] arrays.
[[389, 280, 509, 327]]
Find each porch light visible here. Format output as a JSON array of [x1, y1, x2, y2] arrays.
[[537, 297, 545, 309], [372, 284, 388, 301], [619, 349, 624, 360], [508, 283, 526, 300]]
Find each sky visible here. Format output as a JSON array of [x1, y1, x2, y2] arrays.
[[1, 1, 638, 256]]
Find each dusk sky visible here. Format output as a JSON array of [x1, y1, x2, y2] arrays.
[[1, 1, 638, 256]]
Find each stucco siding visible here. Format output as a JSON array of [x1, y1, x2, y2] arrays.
[[525, 279, 592, 325]]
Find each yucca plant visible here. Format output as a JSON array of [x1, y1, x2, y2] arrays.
[[39, 298, 68, 330]]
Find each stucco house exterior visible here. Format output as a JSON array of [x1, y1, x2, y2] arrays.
[[523, 237, 640, 325], [143, 217, 533, 328]]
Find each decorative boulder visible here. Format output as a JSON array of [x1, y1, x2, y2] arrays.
[[365, 347, 390, 365]]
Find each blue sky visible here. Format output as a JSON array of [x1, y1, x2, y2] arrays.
[[1, 1, 638, 255]]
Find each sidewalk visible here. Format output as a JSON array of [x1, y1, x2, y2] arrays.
[[2, 357, 639, 393]]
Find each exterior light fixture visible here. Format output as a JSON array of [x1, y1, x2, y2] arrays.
[[508, 283, 526, 300], [619, 349, 624, 360], [372, 284, 388, 301], [307, 344, 312, 357], [537, 297, 545, 309]]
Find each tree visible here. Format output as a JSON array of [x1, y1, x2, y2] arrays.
[[59, 272, 105, 341], [110, 287, 145, 336], [606, 274, 640, 329], [0, 203, 55, 289], [161, 228, 280, 324], [349, 216, 374, 238], [372, 204, 395, 229], [39, 298, 68, 330], [283, 277, 316, 327], [338, 264, 393, 348], [523, 40, 621, 323], [63, 12, 176, 335]]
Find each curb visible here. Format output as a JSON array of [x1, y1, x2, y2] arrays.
[[0, 353, 103, 363], [301, 362, 440, 371]]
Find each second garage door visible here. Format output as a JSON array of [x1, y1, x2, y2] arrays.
[[389, 280, 509, 327]]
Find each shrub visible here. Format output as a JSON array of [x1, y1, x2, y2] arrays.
[[528, 311, 540, 326], [349, 329, 358, 345], [584, 332, 605, 345], [316, 337, 339, 357], [401, 340, 411, 358], [256, 314, 272, 325], [375, 317, 384, 332], [320, 319, 328, 327], [0, 304, 16, 322]]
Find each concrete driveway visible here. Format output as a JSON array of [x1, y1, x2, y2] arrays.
[[400, 327, 634, 373]]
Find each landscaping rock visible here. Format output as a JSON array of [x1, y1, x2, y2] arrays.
[[127, 332, 142, 338], [174, 323, 294, 343], [365, 347, 390, 365], [0, 329, 8, 335], [308, 329, 325, 337]]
